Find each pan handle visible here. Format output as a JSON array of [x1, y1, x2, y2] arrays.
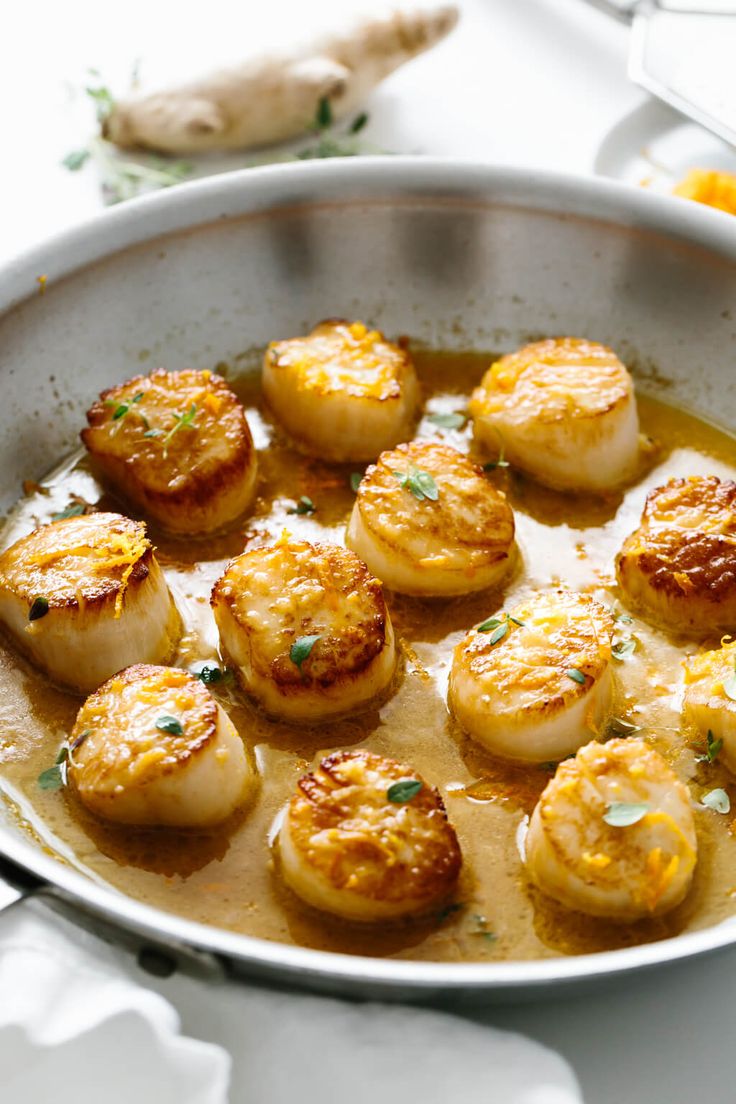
[[0, 852, 47, 913], [0, 851, 225, 980]]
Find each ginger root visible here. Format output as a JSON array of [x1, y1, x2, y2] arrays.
[[103, 5, 458, 155]]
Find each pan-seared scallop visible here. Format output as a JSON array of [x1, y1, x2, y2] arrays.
[[81, 368, 257, 535], [683, 638, 736, 773], [262, 320, 419, 462], [448, 590, 614, 762], [468, 337, 640, 492], [211, 537, 396, 721], [616, 475, 736, 634], [68, 664, 254, 827], [278, 749, 461, 921], [346, 440, 516, 597], [0, 513, 179, 693], [526, 738, 697, 920]]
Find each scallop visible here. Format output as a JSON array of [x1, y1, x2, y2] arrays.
[[616, 475, 736, 634], [211, 536, 396, 721], [0, 513, 179, 693], [82, 368, 257, 535], [468, 337, 640, 492], [448, 590, 614, 763], [262, 319, 419, 462], [67, 664, 254, 827], [346, 440, 516, 596], [683, 637, 736, 772], [278, 749, 461, 921], [526, 738, 697, 920]]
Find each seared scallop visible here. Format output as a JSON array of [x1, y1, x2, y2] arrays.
[[346, 440, 516, 597], [278, 749, 461, 921], [448, 590, 614, 762], [0, 513, 179, 693], [82, 368, 257, 535], [211, 537, 396, 721], [526, 738, 697, 920], [262, 320, 419, 462], [683, 638, 736, 773], [68, 664, 254, 827], [468, 337, 640, 492], [616, 475, 736, 634]]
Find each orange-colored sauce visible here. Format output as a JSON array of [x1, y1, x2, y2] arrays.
[[2, 350, 736, 963]]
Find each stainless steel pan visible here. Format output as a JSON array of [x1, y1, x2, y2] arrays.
[[1, 159, 735, 1002]]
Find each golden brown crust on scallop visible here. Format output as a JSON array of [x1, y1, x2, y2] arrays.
[[286, 750, 461, 906], [470, 337, 631, 425], [358, 440, 515, 566], [0, 513, 151, 615], [265, 320, 414, 403], [616, 476, 736, 629], [454, 591, 613, 714], [70, 664, 217, 795], [81, 368, 256, 532], [530, 738, 697, 917], [212, 538, 390, 692]]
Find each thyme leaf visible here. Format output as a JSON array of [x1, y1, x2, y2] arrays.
[[386, 779, 423, 803], [290, 635, 321, 671], [287, 496, 316, 516], [156, 715, 184, 736], [603, 801, 649, 827], [393, 464, 439, 502]]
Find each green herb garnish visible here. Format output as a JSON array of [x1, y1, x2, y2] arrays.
[[486, 622, 508, 645], [612, 638, 636, 661], [696, 729, 723, 764], [702, 788, 731, 814], [290, 635, 321, 671], [70, 729, 92, 753], [386, 779, 423, 803], [86, 82, 115, 123], [435, 901, 464, 924], [603, 801, 650, 827], [393, 464, 439, 502], [28, 597, 49, 622], [350, 472, 363, 493], [315, 96, 333, 130], [189, 657, 230, 684], [609, 716, 642, 736], [565, 668, 586, 685], [37, 744, 69, 790], [288, 496, 316, 516], [427, 411, 467, 430], [156, 715, 184, 736], [297, 103, 373, 160], [62, 149, 91, 171], [471, 914, 498, 942], [477, 611, 524, 643], [51, 503, 86, 521], [38, 766, 64, 790], [161, 403, 198, 453], [105, 391, 144, 425]]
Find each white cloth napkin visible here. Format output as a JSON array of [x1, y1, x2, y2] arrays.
[[0, 898, 582, 1104]]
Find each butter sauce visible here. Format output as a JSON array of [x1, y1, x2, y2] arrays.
[[2, 350, 736, 963]]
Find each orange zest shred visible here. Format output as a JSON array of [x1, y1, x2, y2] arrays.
[[673, 168, 736, 215], [26, 530, 148, 618]]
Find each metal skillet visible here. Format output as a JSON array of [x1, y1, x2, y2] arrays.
[[0, 158, 735, 1003]]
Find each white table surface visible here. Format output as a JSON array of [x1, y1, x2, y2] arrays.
[[3, 1, 734, 1100]]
